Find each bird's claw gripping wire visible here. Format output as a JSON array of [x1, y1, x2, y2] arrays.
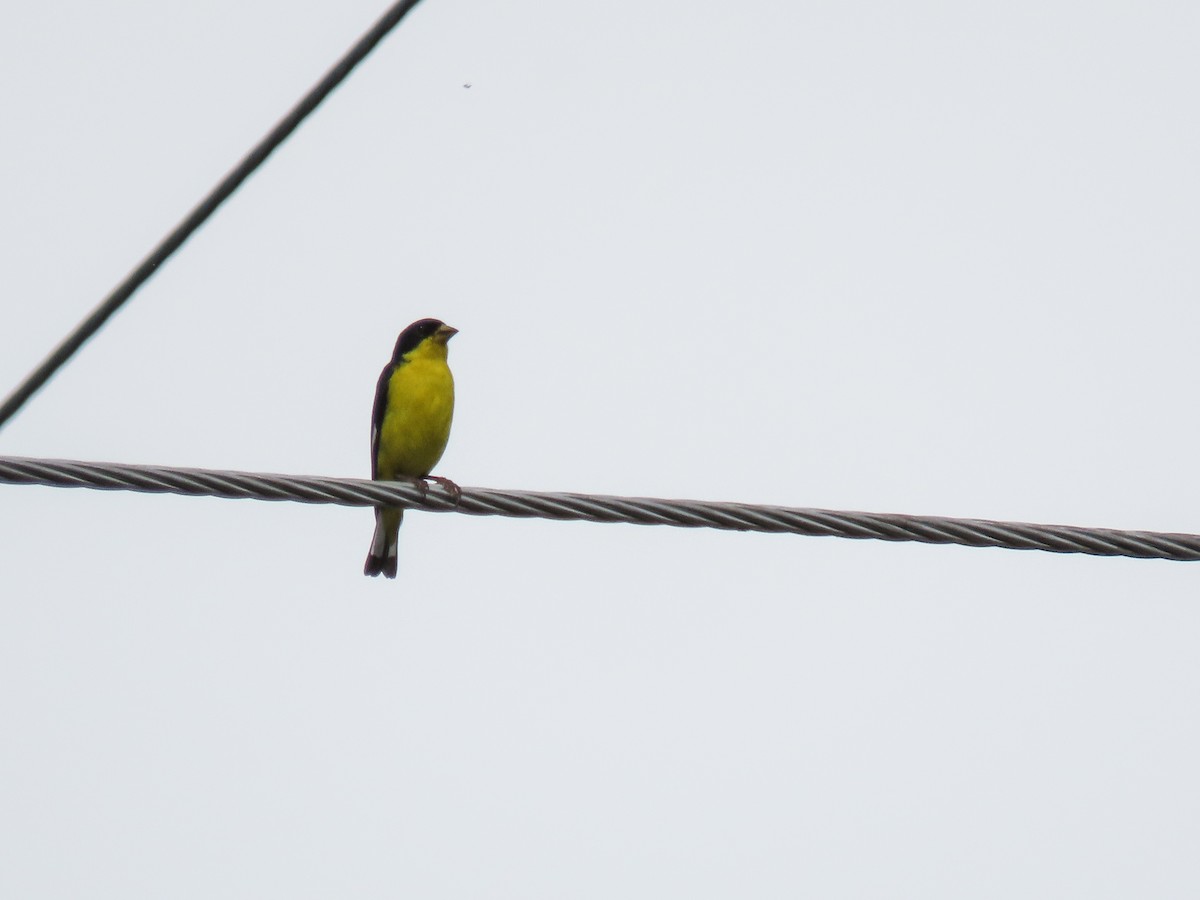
[[425, 475, 462, 506], [409, 474, 462, 508]]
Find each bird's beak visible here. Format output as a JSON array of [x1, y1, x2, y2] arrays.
[[435, 324, 459, 343]]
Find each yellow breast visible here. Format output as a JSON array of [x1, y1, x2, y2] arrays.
[[377, 345, 455, 480]]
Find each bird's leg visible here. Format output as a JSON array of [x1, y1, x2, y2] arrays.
[[425, 475, 462, 506], [408, 474, 431, 502]]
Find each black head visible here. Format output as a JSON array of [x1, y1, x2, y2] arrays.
[[392, 318, 457, 360]]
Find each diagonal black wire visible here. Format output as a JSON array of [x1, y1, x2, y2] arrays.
[[3, 455, 1200, 562], [0, 0, 428, 432]]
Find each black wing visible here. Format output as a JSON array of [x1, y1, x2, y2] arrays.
[[369, 362, 394, 480]]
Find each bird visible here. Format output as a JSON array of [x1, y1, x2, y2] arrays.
[[364, 318, 458, 578]]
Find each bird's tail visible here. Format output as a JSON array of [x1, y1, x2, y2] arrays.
[[364, 507, 403, 578]]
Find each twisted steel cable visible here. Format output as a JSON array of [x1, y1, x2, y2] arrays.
[[0, 0, 428, 430], [2, 456, 1198, 562]]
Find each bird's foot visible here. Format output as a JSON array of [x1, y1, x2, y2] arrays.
[[409, 475, 431, 501], [425, 475, 462, 506]]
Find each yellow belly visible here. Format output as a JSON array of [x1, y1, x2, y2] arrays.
[[377, 355, 455, 479]]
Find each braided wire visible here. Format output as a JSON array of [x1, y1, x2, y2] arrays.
[[1, 455, 1198, 562]]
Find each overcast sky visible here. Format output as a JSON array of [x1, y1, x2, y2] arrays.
[[3, 0, 1200, 896]]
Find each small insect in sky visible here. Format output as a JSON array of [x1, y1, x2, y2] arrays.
[[463, 83, 472, 89]]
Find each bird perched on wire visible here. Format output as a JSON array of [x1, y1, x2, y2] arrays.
[[364, 318, 459, 578]]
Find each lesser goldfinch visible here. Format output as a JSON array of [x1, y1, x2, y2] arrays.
[[364, 318, 458, 578]]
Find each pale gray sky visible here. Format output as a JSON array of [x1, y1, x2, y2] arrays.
[[3, 1, 1200, 896]]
